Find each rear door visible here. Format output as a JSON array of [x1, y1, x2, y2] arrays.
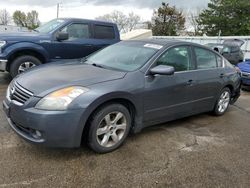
[[91, 24, 119, 52], [191, 46, 225, 111]]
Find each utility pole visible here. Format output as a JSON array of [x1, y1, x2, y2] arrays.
[[57, 3, 61, 18]]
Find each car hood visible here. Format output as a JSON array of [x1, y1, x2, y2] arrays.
[[16, 61, 126, 97], [223, 39, 244, 47], [0, 32, 49, 41], [237, 61, 250, 72]]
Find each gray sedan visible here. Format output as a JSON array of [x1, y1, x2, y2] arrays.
[[3, 39, 241, 153]]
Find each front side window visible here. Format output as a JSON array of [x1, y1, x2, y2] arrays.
[[94, 25, 115, 39], [61, 23, 90, 40], [222, 46, 231, 53], [194, 47, 217, 69], [36, 19, 65, 33], [156, 46, 193, 72]]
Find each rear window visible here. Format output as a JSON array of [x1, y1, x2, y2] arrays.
[[94, 25, 115, 39]]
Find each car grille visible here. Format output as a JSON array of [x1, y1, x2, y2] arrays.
[[10, 82, 33, 104], [241, 72, 250, 78]]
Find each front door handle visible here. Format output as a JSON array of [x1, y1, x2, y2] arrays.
[[220, 73, 225, 78]]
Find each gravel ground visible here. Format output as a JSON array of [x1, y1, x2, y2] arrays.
[[0, 72, 249, 188]]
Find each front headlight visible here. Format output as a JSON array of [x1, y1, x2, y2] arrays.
[[0, 41, 6, 47], [35, 86, 89, 110]]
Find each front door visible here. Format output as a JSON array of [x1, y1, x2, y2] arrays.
[[143, 46, 197, 124], [49, 23, 96, 60]]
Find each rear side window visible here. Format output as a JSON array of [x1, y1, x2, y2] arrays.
[[194, 47, 217, 69], [94, 25, 115, 39]]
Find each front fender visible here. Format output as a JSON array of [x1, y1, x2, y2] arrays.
[[2, 42, 49, 62], [72, 91, 144, 144]]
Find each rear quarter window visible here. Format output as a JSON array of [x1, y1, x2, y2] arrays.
[[94, 25, 115, 39], [216, 55, 223, 67]]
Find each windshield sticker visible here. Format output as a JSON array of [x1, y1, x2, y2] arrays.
[[144, 44, 163, 50]]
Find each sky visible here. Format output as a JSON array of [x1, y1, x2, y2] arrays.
[[1, 0, 210, 23]]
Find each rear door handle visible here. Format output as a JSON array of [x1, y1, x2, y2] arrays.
[[186, 80, 195, 86]]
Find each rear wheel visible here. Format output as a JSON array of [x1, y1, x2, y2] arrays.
[[10, 55, 41, 77], [213, 88, 231, 116], [88, 103, 131, 153]]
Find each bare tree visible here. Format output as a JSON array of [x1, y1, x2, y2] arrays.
[[185, 8, 203, 36], [127, 12, 140, 31], [96, 11, 141, 33], [0, 9, 11, 25]]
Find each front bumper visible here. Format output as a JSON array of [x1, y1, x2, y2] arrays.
[[0, 59, 7, 71], [3, 99, 86, 148]]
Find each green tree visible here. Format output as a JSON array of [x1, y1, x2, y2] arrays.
[[197, 0, 250, 36], [13, 10, 40, 29], [27, 11, 40, 29], [13, 10, 26, 27], [151, 3, 185, 36]]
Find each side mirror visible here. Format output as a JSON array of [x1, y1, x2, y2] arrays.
[[150, 65, 175, 75], [56, 32, 69, 41]]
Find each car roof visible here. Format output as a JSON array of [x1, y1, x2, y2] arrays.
[[123, 38, 206, 48], [59, 18, 116, 26]]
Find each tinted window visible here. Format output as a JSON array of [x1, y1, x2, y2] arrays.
[[194, 47, 217, 69], [94, 25, 115, 39], [157, 46, 193, 72], [231, 46, 239, 53], [61, 23, 90, 40]]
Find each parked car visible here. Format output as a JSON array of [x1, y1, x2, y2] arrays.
[[0, 18, 120, 77], [205, 39, 244, 65], [237, 60, 250, 89], [3, 39, 241, 153]]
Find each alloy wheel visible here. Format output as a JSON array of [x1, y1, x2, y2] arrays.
[[217, 91, 230, 113], [18, 62, 36, 74], [96, 111, 127, 148]]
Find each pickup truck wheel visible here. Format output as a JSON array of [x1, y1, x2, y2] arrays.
[[10, 55, 41, 77]]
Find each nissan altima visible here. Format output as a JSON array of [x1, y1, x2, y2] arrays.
[[3, 39, 241, 153]]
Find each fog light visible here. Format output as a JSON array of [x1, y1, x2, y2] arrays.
[[32, 130, 42, 139], [36, 130, 42, 137]]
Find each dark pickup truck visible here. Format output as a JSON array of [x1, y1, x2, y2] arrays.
[[0, 18, 120, 77]]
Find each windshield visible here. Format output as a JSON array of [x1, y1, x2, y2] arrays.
[[36, 19, 66, 33], [85, 42, 160, 71]]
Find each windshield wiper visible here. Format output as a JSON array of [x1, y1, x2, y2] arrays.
[[33, 29, 39, 33], [91, 63, 104, 68]]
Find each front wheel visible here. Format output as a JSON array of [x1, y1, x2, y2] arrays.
[[10, 55, 41, 77], [213, 88, 231, 116], [88, 103, 131, 153]]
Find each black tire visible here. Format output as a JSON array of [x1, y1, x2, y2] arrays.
[[88, 103, 131, 153], [10, 55, 41, 77], [213, 87, 231, 116]]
